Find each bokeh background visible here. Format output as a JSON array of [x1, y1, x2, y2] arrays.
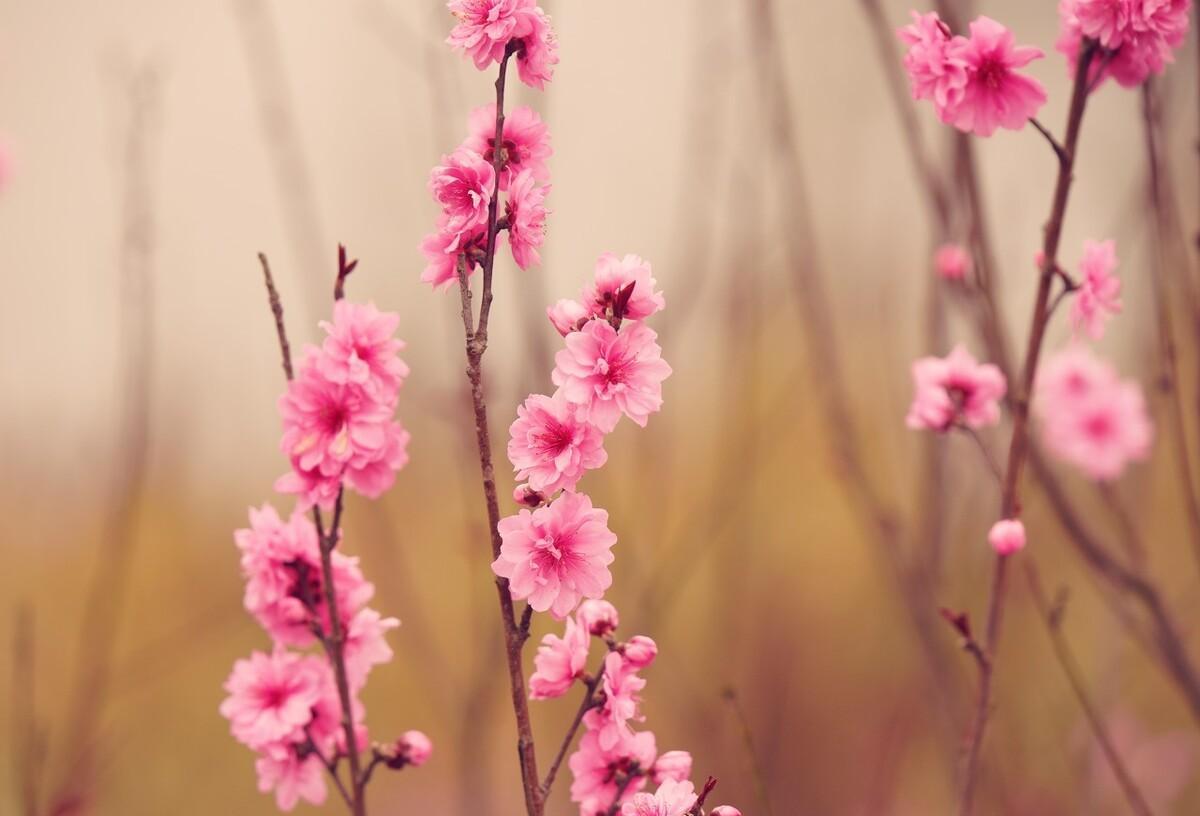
[[3, 0, 1200, 813]]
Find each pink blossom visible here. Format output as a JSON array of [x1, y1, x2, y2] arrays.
[[235, 504, 374, 646], [317, 300, 409, 400], [651, 751, 692, 785], [622, 636, 657, 669], [948, 17, 1047, 137], [934, 243, 971, 281], [577, 599, 620, 637], [898, 11, 969, 117], [420, 223, 488, 290], [583, 253, 666, 322], [446, 0, 557, 88], [275, 351, 410, 510], [343, 607, 400, 690], [464, 103, 552, 190], [621, 779, 698, 816], [1068, 239, 1122, 340], [506, 168, 549, 270], [549, 298, 590, 336], [1057, 0, 1191, 88], [508, 392, 608, 496], [220, 649, 329, 749], [515, 4, 558, 89], [529, 614, 590, 699], [570, 728, 657, 815], [905, 344, 1007, 432], [255, 744, 327, 811], [584, 652, 647, 751], [429, 147, 495, 245], [988, 519, 1027, 555], [1037, 346, 1154, 480], [553, 321, 672, 433], [493, 491, 616, 618], [395, 730, 434, 768]]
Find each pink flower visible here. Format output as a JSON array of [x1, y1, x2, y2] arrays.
[[529, 614, 590, 699], [219, 649, 329, 749], [570, 728, 657, 815], [235, 505, 375, 646], [934, 243, 972, 281], [275, 351, 410, 510], [515, 4, 558, 90], [651, 751, 692, 785], [553, 321, 672, 433], [548, 298, 590, 336], [621, 779, 698, 816], [318, 300, 409, 400], [577, 599, 620, 637], [1037, 347, 1153, 480], [905, 345, 1007, 432], [446, 0, 557, 88], [506, 168, 549, 270], [1068, 239, 1122, 340], [508, 392, 608, 495], [1075, 0, 1132, 46], [1057, 0, 1191, 88], [584, 652, 647, 751], [394, 730, 434, 768], [343, 607, 400, 690], [429, 147, 495, 245], [464, 103, 552, 190], [948, 17, 1047, 136], [255, 744, 327, 811], [492, 491, 616, 618], [898, 11, 969, 117], [583, 254, 666, 322], [988, 519, 1027, 555], [622, 636, 657, 669], [420, 223, 489, 290]]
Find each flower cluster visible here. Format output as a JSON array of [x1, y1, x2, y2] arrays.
[[1057, 0, 1192, 88], [446, 0, 558, 90], [223, 295, 427, 811], [898, 12, 1047, 136]]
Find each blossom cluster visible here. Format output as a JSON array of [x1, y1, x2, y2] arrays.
[[222, 297, 426, 811], [1057, 0, 1192, 88]]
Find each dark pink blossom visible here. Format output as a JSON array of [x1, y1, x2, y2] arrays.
[[428, 147, 495, 246], [898, 11, 969, 118], [934, 243, 971, 281], [506, 168, 549, 270], [584, 652, 647, 751], [570, 728, 657, 815], [219, 649, 330, 750], [949, 17, 1047, 136], [988, 519, 1026, 555], [905, 345, 1006, 432], [583, 253, 666, 322], [1057, 0, 1191, 88], [464, 103, 551, 190], [446, 0, 558, 89], [508, 392, 607, 496]]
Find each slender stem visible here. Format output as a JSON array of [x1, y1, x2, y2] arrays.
[[957, 39, 1098, 816], [960, 427, 1002, 485], [1023, 563, 1154, 816], [722, 688, 776, 816], [258, 253, 294, 380], [452, 46, 544, 816], [1028, 117, 1069, 164], [540, 674, 601, 798], [602, 774, 638, 816], [306, 729, 354, 809]]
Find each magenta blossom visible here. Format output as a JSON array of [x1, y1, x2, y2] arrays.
[[506, 168, 549, 270], [429, 147, 495, 246], [898, 11, 969, 118], [529, 614, 590, 699], [492, 490, 616, 618], [948, 17, 1047, 136], [219, 649, 330, 750], [464, 103, 552, 190], [934, 242, 971, 281], [583, 253, 666, 322], [446, 0, 558, 89], [584, 652, 647, 751], [905, 344, 1007, 432], [508, 391, 608, 496], [318, 300, 409, 400], [420, 222, 489, 290], [570, 728, 657, 815], [988, 519, 1027, 555], [1069, 239, 1122, 341], [621, 779, 698, 816], [515, 4, 558, 89], [1057, 0, 1191, 88], [553, 321, 672, 433]]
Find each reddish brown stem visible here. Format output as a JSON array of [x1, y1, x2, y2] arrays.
[[540, 674, 601, 799]]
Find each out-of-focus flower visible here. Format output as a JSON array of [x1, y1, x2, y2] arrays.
[[651, 751, 692, 785], [621, 779, 698, 816], [1069, 239, 1122, 341], [987, 518, 1026, 555], [1057, 0, 1191, 88], [906, 345, 1007, 432], [934, 242, 972, 281]]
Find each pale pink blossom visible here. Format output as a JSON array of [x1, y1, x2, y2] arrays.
[[1057, 0, 1191, 88], [395, 730, 434, 768], [276, 351, 410, 510], [446, 0, 557, 89], [429, 147, 495, 245], [934, 242, 972, 281], [584, 652, 647, 751], [583, 254, 666, 322], [988, 519, 1026, 555], [570, 728, 657, 815], [553, 321, 672, 433], [317, 300, 409, 400], [343, 607, 400, 690], [506, 168, 549, 270], [420, 223, 488, 290], [493, 491, 616, 618], [220, 649, 329, 750], [255, 744, 327, 811], [549, 298, 590, 336], [651, 751, 692, 785], [948, 17, 1047, 136], [508, 392, 608, 495], [1037, 346, 1154, 480], [905, 345, 1007, 432], [529, 614, 590, 699], [1068, 239, 1122, 340], [577, 599, 620, 637], [898, 11, 969, 117], [622, 636, 657, 669], [621, 779, 698, 816], [464, 103, 552, 190]]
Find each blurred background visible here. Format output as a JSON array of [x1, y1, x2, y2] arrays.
[[3, 0, 1200, 813]]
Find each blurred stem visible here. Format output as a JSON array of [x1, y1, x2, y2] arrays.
[[722, 688, 776, 816], [13, 606, 41, 816]]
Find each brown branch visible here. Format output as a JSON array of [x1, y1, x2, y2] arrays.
[[258, 252, 294, 380], [722, 688, 776, 816], [540, 674, 601, 799], [1028, 117, 1070, 164], [335, 243, 359, 302], [957, 39, 1099, 816], [305, 727, 354, 809]]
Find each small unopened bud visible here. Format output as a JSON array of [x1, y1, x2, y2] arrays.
[[576, 600, 619, 637], [651, 750, 692, 784], [710, 807, 742, 816], [382, 730, 432, 770], [514, 485, 545, 508], [622, 635, 657, 669], [987, 519, 1026, 556]]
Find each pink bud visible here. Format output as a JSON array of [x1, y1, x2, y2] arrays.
[[397, 730, 432, 768], [934, 243, 970, 281], [710, 807, 742, 816], [576, 600, 619, 636], [547, 298, 588, 336], [513, 484, 545, 507], [988, 519, 1026, 556], [652, 750, 692, 784], [623, 635, 657, 668]]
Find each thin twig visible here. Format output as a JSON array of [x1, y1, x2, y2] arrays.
[[960, 427, 1003, 485], [335, 243, 359, 302], [540, 674, 601, 798], [306, 729, 355, 809], [1028, 117, 1070, 165], [722, 688, 776, 816], [259, 252, 294, 380]]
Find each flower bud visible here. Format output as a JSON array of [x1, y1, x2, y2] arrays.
[[710, 807, 742, 816], [652, 750, 692, 784], [576, 600, 619, 637], [622, 635, 657, 669], [513, 484, 545, 508], [547, 298, 589, 336], [383, 730, 433, 769], [987, 519, 1026, 556]]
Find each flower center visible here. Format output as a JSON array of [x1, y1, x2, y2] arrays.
[[534, 535, 563, 560], [1084, 412, 1114, 441], [534, 420, 573, 457], [975, 57, 1007, 91]]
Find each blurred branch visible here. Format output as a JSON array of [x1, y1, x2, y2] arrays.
[[721, 688, 775, 816]]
